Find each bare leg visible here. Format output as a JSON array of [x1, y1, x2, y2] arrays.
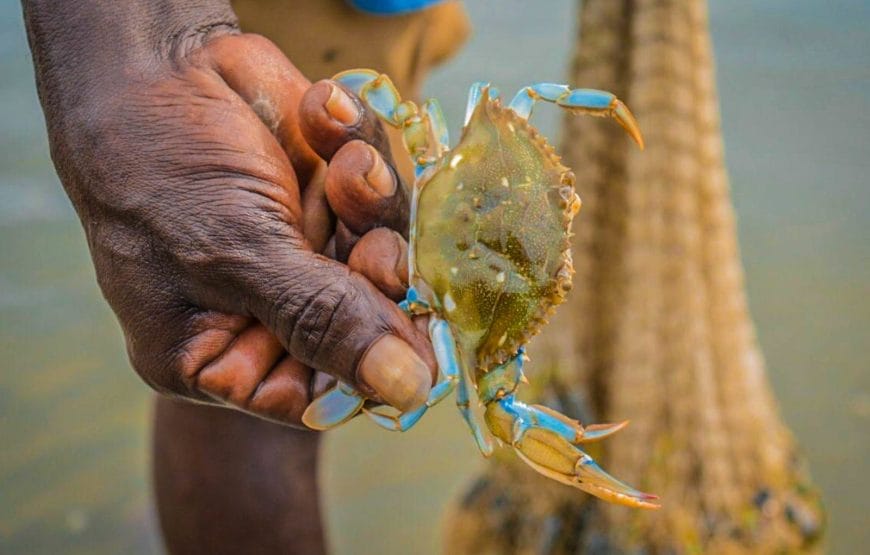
[[152, 397, 325, 555]]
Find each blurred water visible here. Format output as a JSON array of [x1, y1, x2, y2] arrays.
[[1, 1, 867, 554]]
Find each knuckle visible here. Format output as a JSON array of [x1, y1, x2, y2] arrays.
[[290, 280, 349, 354], [274, 270, 380, 375], [159, 187, 299, 279]]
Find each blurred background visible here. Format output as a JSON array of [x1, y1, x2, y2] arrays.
[[1, 0, 867, 553]]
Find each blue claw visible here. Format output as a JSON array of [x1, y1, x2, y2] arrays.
[[498, 396, 628, 445], [574, 453, 658, 505], [508, 92, 535, 119], [301, 382, 364, 430], [499, 397, 581, 444], [508, 84, 569, 118], [532, 83, 571, 100], [486, 397, 659, 508], [578, 421, 630, 442]]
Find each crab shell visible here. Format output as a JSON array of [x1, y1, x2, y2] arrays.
[[412, 91, 581, 379]]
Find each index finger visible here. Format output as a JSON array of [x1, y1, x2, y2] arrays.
[[299, 80, 396, 167]]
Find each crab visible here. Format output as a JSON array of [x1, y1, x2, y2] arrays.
[[302, 69, 659, 509]]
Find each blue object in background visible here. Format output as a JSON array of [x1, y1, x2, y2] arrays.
[[348, 0, 444, 15]]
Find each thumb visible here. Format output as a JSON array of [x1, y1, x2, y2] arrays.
[[247, 248, 433, 412]]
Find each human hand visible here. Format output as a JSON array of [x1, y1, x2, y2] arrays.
[[29, 22, 432, 426]]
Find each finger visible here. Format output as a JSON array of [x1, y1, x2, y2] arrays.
[[325, 140, 409, 237], [300, 163, 334, 254], [333, 221, 359, 264], [191, 321, 333, 426], [322, 236, 336, 260], [413, 314, 430, 337], [243, 247, 435, 412], [347, 228, 409, 302], [245, 355, 314, 425], [203, 34, 322, 186], [299, 80, 393, 164], [195, 323, 287, 408]]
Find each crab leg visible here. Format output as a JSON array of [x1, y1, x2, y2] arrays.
[[301, 381, 364, 431], [464, 82, 501, 126], [457, 365, 495, 456], [509, 83, 644, 149], [423, 99, 450, 157], [363, 403, 430, 432], [334, 69, 402, 124], [335, 69, 447, 177], [426, 317, 461, 404]]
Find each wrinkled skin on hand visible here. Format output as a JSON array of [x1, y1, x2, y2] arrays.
[[38, 30, 434, 426]]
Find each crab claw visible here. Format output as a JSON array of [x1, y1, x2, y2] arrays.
[[611, 98, 645, 150], [485, 398, 660, 509], [572, 452, 660, 509], [517, 427, 659, 509], [578, 420, 631, 442]]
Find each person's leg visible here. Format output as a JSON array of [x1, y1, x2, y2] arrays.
[[153, 397, 325, 555]]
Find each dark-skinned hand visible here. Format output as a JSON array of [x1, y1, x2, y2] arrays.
[[27, 22, 430, 427]]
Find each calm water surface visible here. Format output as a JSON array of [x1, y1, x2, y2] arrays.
[[1, 1, 867, 553]]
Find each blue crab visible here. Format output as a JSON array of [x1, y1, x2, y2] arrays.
[[302, 70, 659, 509]]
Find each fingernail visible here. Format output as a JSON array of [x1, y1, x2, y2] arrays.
[[365, 145, 397, 197], [359, 334, 430, 412], [326, 84, 360, 126]]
